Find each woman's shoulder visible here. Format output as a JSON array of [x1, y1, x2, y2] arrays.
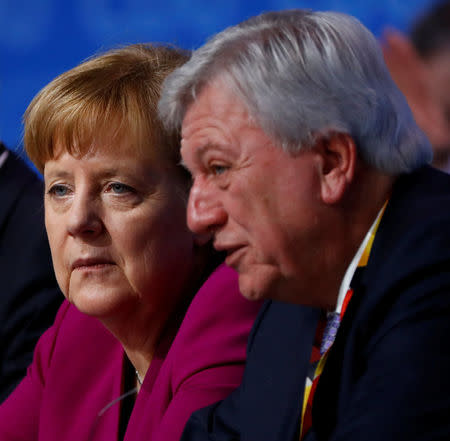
[[32, 300, 119, 378], [50, 301, 108, 341], [169, 263, 262, 365], [184, 263, 261, 326]]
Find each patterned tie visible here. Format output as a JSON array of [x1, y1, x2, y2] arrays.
[[320, 312, 341, 355]]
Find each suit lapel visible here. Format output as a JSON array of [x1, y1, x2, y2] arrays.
[[242, 301, 320, 441]]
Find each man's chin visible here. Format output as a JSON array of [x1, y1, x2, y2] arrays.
[[237, 268, 278, 302]]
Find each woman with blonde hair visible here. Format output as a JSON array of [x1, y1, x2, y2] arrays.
[[0, 43, 260, 441]]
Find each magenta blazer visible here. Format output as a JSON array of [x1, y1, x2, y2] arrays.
[[0, 264, 261, 441]]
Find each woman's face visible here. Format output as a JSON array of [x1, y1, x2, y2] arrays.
[[44, 138, 196, 319]]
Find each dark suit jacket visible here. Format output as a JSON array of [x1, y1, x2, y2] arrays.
[[181, 166, 450, 441], [0, 146, 62, 402]]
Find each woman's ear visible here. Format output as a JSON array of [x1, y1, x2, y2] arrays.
[[315, 133, 356, 204]]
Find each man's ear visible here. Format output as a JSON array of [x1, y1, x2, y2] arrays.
[[315, 132, 356, 204]]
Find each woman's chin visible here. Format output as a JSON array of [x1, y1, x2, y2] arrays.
[[67, 284, 135, 320]]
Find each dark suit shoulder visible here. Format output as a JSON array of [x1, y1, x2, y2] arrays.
[[362, 166, 450, 318], [314, 166, 450, 441]]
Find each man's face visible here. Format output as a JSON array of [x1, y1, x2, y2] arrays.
[[181, 80, 326, 304]]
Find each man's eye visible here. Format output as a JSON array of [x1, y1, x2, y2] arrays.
[[48, 184, 69, 197], [211, 164, 228, 176], [107, 182, 134, 194]]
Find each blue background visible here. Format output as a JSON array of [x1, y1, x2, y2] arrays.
[[0, 0, 440, 152]]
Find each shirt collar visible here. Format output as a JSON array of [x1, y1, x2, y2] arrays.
[[334, 205, 385, 314]]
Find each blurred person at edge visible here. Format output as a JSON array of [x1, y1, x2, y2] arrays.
[[159, 9, 450, 441], [0, 141, 62, 403], [0, 44, 261, 441], [383, 0, 450, 172]]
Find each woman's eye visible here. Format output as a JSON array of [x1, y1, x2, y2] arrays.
[[48, 184, 69, 197], [107, 182, 134, 194]]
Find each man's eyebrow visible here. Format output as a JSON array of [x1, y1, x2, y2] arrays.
[[181, 142, 221, 166]]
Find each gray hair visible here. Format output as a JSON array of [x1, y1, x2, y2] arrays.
[[158, 9, 432, 174]]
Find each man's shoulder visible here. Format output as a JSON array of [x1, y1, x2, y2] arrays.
[[347, 165, 450, 340], [372, 165, 450, 266], [393, 165, 450, 208], [0, 149, 43, 212], [1, 149, 40, 184]]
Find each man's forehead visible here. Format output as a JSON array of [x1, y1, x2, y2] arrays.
[[182, 80, 249, 131]]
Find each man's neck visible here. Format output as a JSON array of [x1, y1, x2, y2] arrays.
[[321, 166, 395, 310]]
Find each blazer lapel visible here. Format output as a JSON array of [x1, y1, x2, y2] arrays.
[[242, 301, 320, 441]]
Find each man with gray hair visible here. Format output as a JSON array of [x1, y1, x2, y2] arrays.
[[159, 9, 450, 441]]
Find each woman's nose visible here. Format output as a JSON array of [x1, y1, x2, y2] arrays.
[[66, 193, 103, 238], [187, 177, 227, 239]]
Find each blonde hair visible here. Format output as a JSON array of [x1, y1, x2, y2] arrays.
[[24, 43, 190, 173]]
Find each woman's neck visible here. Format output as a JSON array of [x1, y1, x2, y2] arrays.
[[101, 249, 219, 385], [100, 275, 201, 385]]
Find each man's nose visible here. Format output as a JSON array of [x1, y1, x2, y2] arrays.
[[187, 177, 227, 242], [66, 192, 103, 238]]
